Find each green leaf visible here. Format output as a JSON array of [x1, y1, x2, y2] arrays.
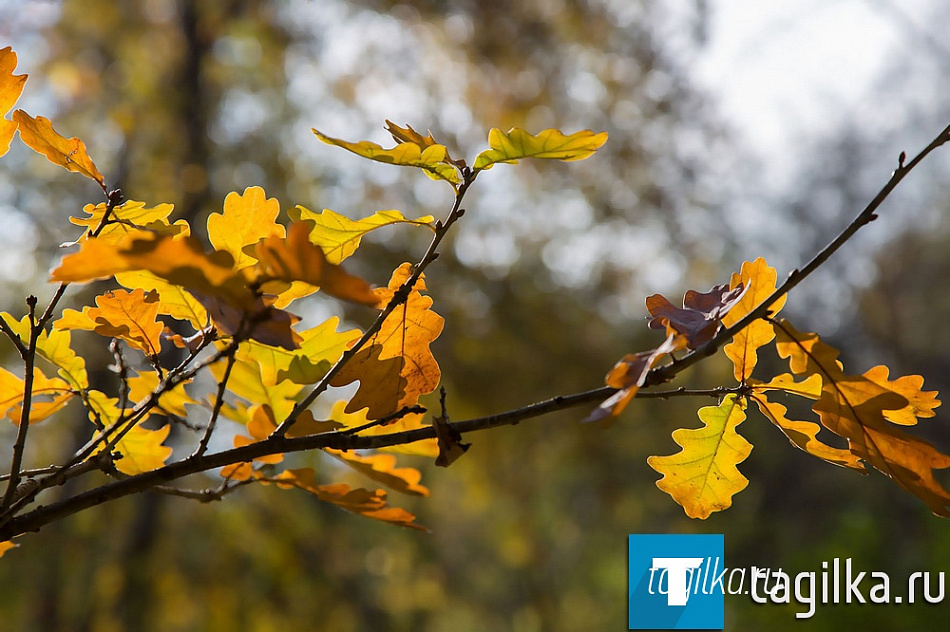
[[313, 129, 460, 185], [473, 127, 608, 171]]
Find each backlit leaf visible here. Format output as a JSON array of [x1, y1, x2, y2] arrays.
[[749, 392, 863, 470], [324, 448, 429, 496], [13, 110, 104, 187], [647, 394, 752, 519], [775, 319, 950, 515], [267, 468, 427, 531], [251, 222, 378, 306], [314, 128, 460, 185], [291, 205, 435, 265], [68, 200, 186, 245], [585, 334, 685, 424], [473, 127, 608, 171], [113, 423, 172, 476], [0, 366, 73, 425], [0, 541, 16, 559], [0, 47, 28, 157], [127, 371, 196, 418], [115, 270, 208, 329], [207, 186, 284, 270], [647, 283, 746, 350], [55, 289, 164, 358], [721, 258, 786, 381], [330, 263, 443, 418], [328, 401, 438, 457]]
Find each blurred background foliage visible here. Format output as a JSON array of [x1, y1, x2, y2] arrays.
[[1, 0, 950, 629]]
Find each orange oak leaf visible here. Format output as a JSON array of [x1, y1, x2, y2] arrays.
[[0, 540, 16, 559], [13, 110, 105, 187], [284, 409, 344, 438], [267, 468, 427, 531], [55, 289, 164, 358], [330, 263, 443, 419], [721, 258, 787, 382], [647, 394, 752, 519], [324, 448, 429, 496], [748, 392, 863, 470], [251, 222, 378, 306], [647, 283, 746, 349], [584, 334, 686, 424], [774, 319, 950, 515], [1, 47, 28, 157], [330, 344, 406, 420], [231, 404, 284, 465]]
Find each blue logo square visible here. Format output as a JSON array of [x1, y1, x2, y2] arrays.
[[628, 534, 725, 630]]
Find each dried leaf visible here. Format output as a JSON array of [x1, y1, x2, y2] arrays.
[[330, 344, 406, 420], [433, 413, 470, 467], [473, 127, 608, 171], [13, 110, 104, 187], [647, 394, 752, 519], [647, 283, 746, 349], [585, 334, 686, 424]]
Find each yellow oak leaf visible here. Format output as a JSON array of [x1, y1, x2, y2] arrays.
[[13, 110, 104, 187], [0, 312, 93, 391], [721, 258, 787, 382], [327, 400, 438, 457], [209, 346, 302, 423], [313, 128, 460, 185], [115, 270, 208, 329], [324, 448, 429, 497], [647, 394, 752, 519], [473, 127, 608, 171], [271, 316, 361, 385], [748, 373, 823, 400], [55, 289, 164, 358], [1, 47, 28, 157], [0, 366, 73, 424], [251, 222, 378, 306], [291, 205, 435, 265], [68, 200, 187, 245], [113, 423, 172, 476], [126, 371, 196, 418], [284, 409, 344, 438], [231, 404, 283, 464], [207, 186, 284, 270]]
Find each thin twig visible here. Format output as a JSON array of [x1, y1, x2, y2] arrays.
[[2, 296, 39, 510]]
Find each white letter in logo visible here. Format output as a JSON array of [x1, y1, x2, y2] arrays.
[[652, 558, 704, 606]]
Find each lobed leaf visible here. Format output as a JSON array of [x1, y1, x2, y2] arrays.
[[647, 394, 753, 519], [324, 448, 429, 497], [313, 128, 460, 185], [13, 110, 104, 187], [330, 263, 443, 419], [55, 289, 164, 358], [0, 366, 73, 425], [328, 401, 438, 457], [473, 127, 608, 171], [0, 47, 28, 157], [721, 258, 787, 382], [207, 186, 284, 270], [647, 283, 746, 350], [291, 205, 435, 265]]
